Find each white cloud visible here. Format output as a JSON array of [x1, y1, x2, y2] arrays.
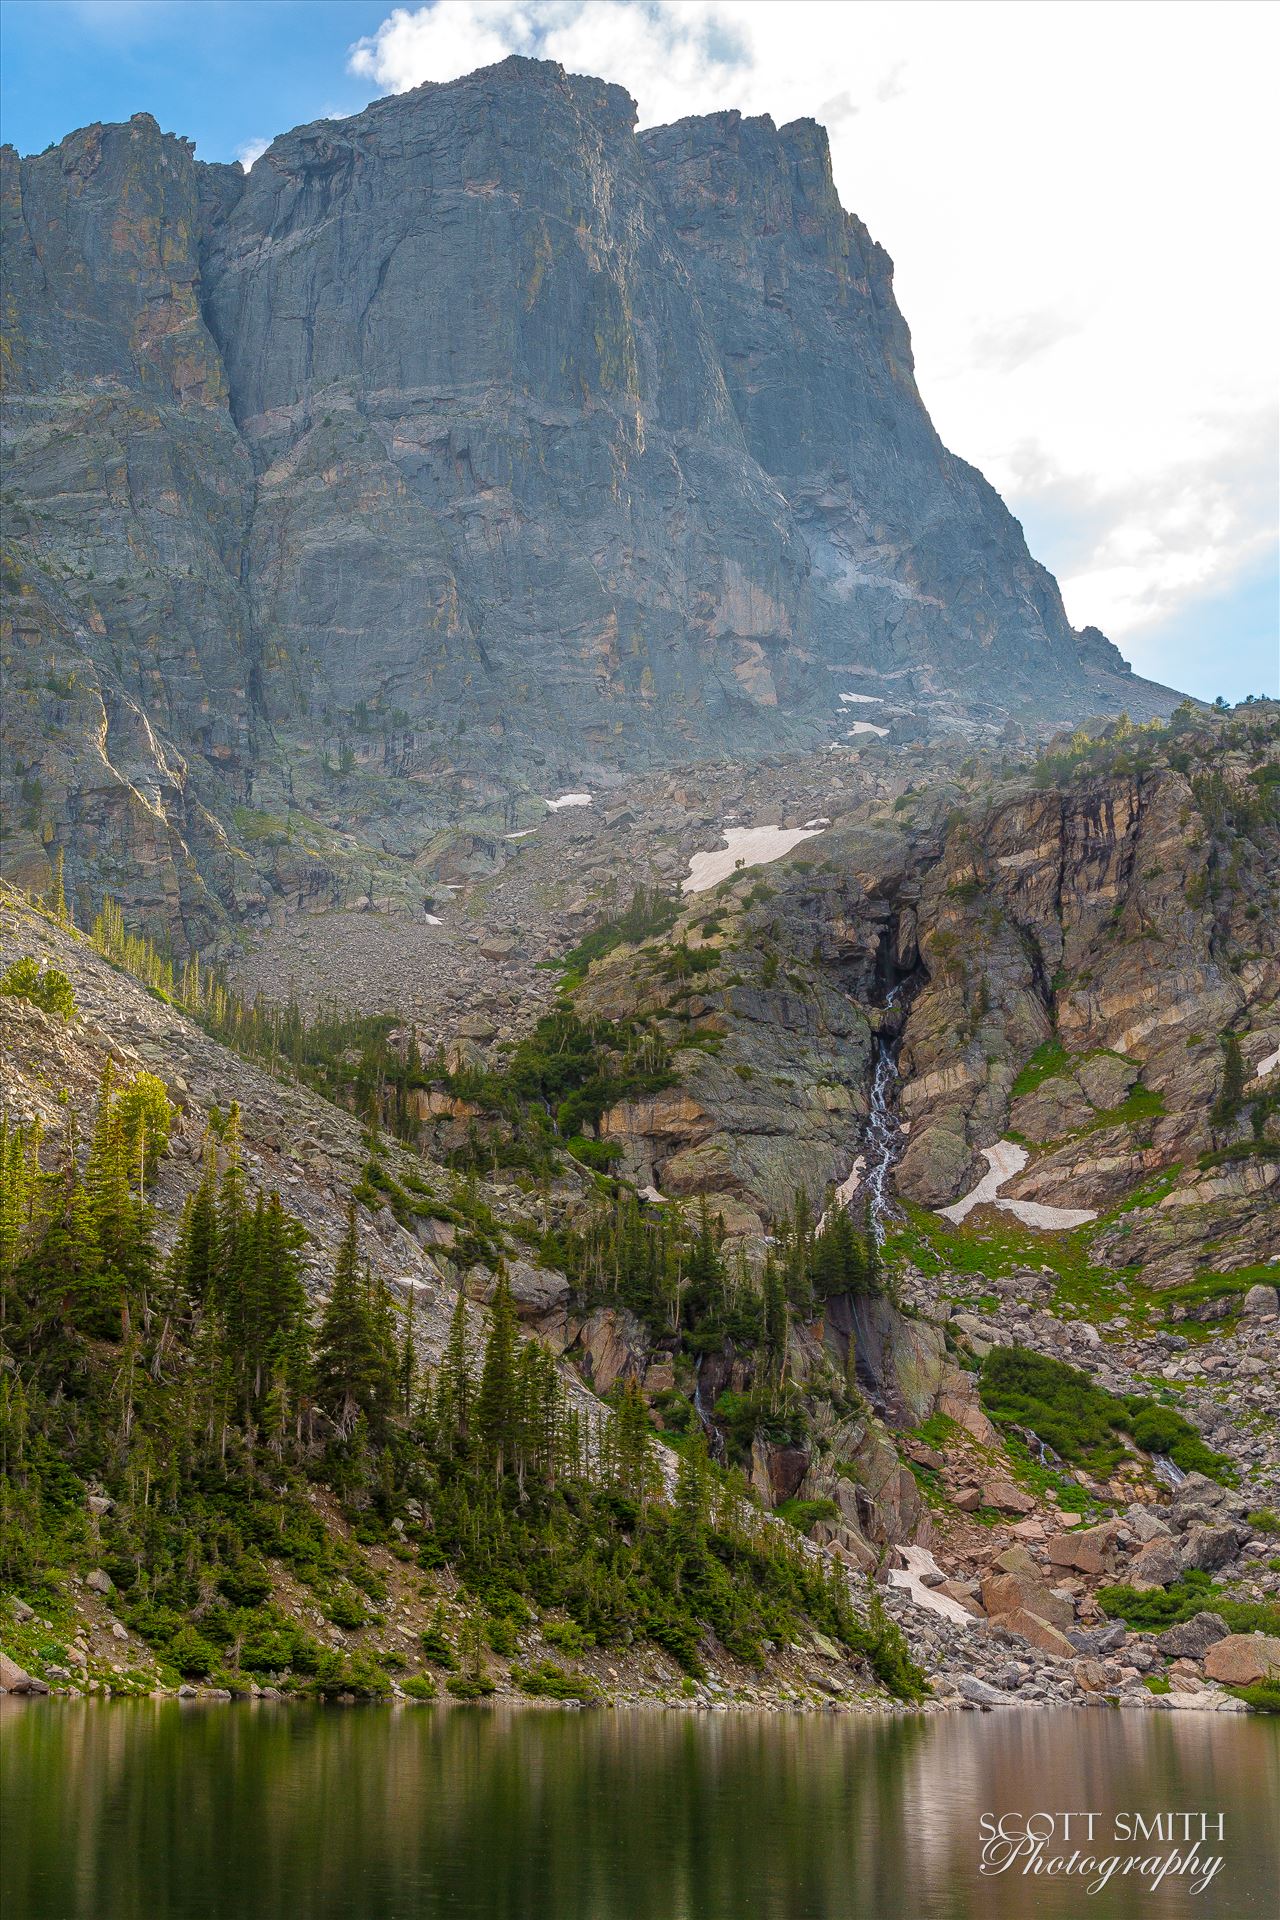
[[347, 2, 1278, 674], [236, 138, 270, 172]]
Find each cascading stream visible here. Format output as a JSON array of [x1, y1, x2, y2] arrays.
[[863, 982, 906, 1246], [693, 1355, 726, 1461]]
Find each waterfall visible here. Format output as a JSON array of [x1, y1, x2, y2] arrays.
[[1152, 1453, 1187, 1490], [693, 1355, 725, 1461], [864, 982, 906, 1246]]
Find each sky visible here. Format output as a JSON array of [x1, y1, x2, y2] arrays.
[[2, 0, 1276, 702]]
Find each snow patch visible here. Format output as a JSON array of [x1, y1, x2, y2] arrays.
[[803, 816, 832, 830], [545, 792, 593, 811], [846, 722, 890, 738], [423, 914, 443, 926], [504, 829, 538, 840], [838, 692, 884, 705], [939, 1140, 1097, 1230], [1255, 1043, 1280, 1081], [819, 1157, 865, 1231], [886, 1546, 978, 1627], [682, 824, 825, 894]]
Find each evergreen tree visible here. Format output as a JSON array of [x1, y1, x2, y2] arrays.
[[400, 1283, 418, 1417], [313, 1204, 397, 1441], [475, 1268, 519, 1480], [762, 1252, 788, 1377], [435, 1287, 474, 1449], [612, 1377, 658, 1506]]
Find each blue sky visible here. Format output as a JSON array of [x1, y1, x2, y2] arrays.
[[2, 0, 1276, 703], [1, 2, 390, 164]]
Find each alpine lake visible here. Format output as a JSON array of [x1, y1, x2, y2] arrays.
[[2, 1700, 1277, 1919]]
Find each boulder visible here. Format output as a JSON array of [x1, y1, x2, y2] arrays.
[[980, 1572, 1074, 1633], [980, 1479, 1036, 1516], [1009, 1076, 1093, 1142], [1180, 1524, 1246, 1573], [1127, 1541, 1183, 1589], [0, 1652, 49, 1693], [750, 1438, 809, 1506], [1074, 1054, 1139, 1111], [1125, 1504, 1173, 1544], [1155, 1612, 1231, 1660], [505, 1259, 570, 1320], [1047, 1522, 1119, 1576], [938, 1581, 986, 1617], [85, 1568, 114, 1595], [955, 1675, 1012, 1707], [1203, 1635, 1280, 1687], [990, 1608, 1076, 1659], [642, 1357, 675, 1397], [1240, 1283, 1278, 1318], [1067, 1623, 1128, 1655], [954, 1486, 982, 1512], [990, 1545, 1041, 1578]]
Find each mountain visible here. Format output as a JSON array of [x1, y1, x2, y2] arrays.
[[1, 57, 1178, 948], [1, 699, 1276, 1709]]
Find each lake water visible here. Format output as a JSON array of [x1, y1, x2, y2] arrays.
[[2, 1702, 1277, 1919]]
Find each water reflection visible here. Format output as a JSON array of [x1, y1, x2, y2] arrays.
[[2, 1701, 1276, 1920]]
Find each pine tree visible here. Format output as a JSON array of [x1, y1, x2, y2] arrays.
[[435, 1286, 474, 1449], [313, 1204, 397, 1441], [400, 1283, 418, 1417], [612, 1377, 658, 1506], [671, 1433, 709, 1577], [762, 1252, 787, 1377], [314, 1202, 365, 1436], [84, 1061, 151, 1328], [475, 1268, 519, 1480], [49, 847, 68, 926]]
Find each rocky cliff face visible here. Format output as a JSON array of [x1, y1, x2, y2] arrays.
[[2, 58, 1175, 941], [560, 707, 1279, 1291]]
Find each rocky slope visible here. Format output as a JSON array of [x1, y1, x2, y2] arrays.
[[3, 871, 1275, 1717], [2, 57, 1177, 946]]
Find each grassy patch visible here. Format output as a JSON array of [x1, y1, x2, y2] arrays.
[[774, 1498, 840, 1535], [979, 1346, 1233, 1483], [1098, 1572, 1280, 1637], [1230, 1681, 1280, 1714], [1011, 1041, 1070, 1099]]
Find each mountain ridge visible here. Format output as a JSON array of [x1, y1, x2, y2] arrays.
[[2, 56, 1180, 949]]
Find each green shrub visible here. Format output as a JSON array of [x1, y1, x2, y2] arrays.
[[446, 1673, 496, 1700], [542, 1619, 595, 1656], [513, 1660, 600, 1702], [775, 1498, 840, 1535], [1098, 1572, 1280, 1636], [401, 1673, 437, 1700], [484, 1613, 520, 1657], [1230, 1680, 1280, 1714], [419, 1610, 456, 1668], [217, 1559, 272, 1608], [980, 1347, 1232, 1483], [1, 957, 76, 1021], [324, 1590, 367, 1631], [166, 1625, 218, 1677], [1010, 1041, 1070, 1099]]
